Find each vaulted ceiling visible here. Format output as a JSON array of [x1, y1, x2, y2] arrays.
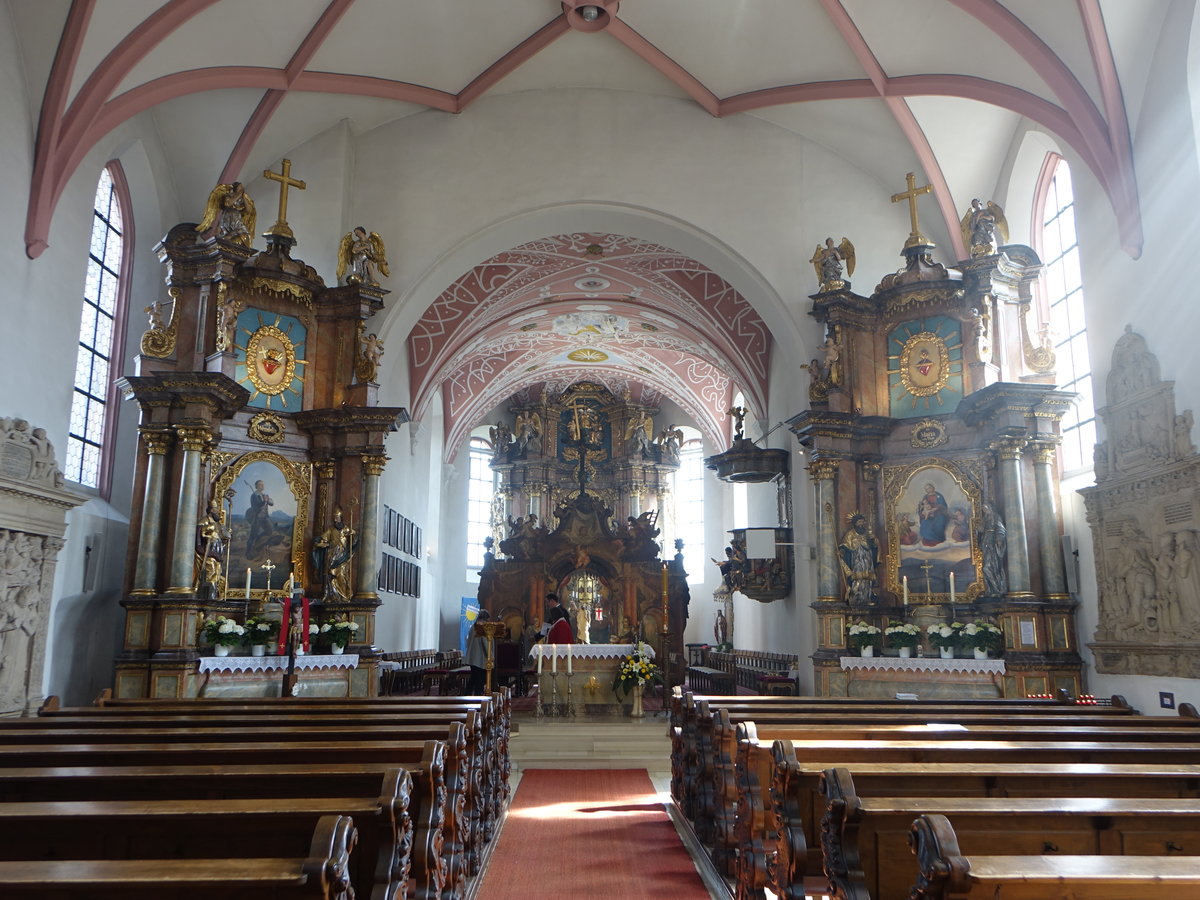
[[10, 0, 1162, 453]]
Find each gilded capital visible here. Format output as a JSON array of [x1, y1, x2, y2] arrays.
[[361, 454, 388, 477], [808, 459, 839, 482], [174, 425, 211, 453], [861, 461, 882, 482], [1030, 442, 1059, 466], [140, 428, 173, 455], [315, 461, 336, 480], [989, 437, 1026, 461]]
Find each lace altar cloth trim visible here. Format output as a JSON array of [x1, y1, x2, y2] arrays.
[[527, 643, 655, 661], [838, 656, 1005, 675], [198, 654, 360, 674]]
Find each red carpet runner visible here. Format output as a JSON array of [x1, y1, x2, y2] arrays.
[[476, 768, 711, 900]]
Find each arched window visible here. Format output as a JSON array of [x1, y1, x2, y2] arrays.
[[1035, 155, 1094, 472], [66, 164, 132, 491], [466, 436, 496, 571], [672, 436, 705, 584]]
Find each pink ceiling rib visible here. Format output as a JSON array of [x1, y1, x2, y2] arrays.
[[25, 0, 94, 258], [721, 79, 879, 115], [291, 71, 458, 110], [219, 0, 357, 184], [1076, 0, 1142, 257], [605, 18, 720, 116], [818, 0, 965, 259], [457, 16, 573, 111]]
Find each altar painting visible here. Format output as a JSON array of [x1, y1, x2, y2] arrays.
[[885, 460, 982, 600], [214, 452, 310, 596]]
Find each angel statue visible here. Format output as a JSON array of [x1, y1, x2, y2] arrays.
[[195, 182, 256, 247], [656, 423, 684, 463], [809, 237, 855, 291], [513, 410, 542, 455], [960, 198, 1009, 257], [727, 406, 747, 440], [625, 412, 654, 456], [337, 226, 390, 286]]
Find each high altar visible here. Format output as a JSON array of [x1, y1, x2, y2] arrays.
[[789, 177, 1083, 699], [478, 382, 689, 681], [112, 163, 406, 699]]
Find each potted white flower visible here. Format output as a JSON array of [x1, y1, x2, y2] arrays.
[[201, 615, 246, 657], [320, 618, 359, 654], [926, 622, 963, 659], [244, 617, 279, 657], [884, 620, 921, 658], [847, 620, 881, 657], [961, 620, 1003, 659]]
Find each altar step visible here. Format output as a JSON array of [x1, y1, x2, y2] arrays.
[[508, 717, 672, 774]]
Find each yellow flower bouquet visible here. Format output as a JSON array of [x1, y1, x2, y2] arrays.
[[612, 641, 663, 698]]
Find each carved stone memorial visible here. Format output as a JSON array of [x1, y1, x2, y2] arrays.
[[1083, 328, 1200, 677]]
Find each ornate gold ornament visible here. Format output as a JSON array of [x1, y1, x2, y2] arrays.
[[567, 348, 609, 362], [244, 324, 298, 399], [247, 411, 286, 444], [898, 332, 950, 397], [1020, 303, 1056, 373], [910, 418, 949, 449], [140, 287, 180, 358], [248, 277, 312, 308]]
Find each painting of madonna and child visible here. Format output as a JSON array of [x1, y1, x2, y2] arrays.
[[892, 465, 977, 599]]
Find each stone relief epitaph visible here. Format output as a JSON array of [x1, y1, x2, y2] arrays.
[[1083, 329, 1200, 678]]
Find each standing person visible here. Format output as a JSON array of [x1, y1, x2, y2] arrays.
[[546, 605, 573, 644], [467, 609, 491, 694]]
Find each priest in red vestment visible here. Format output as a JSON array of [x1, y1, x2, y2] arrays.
[[546, 605, 573, 644]]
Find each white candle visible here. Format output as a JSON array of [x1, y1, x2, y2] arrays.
[[537, 645, 543, 674], [902, 576, 908, 606], [949, 572, 955, 603], [245, 568, 251, 599], [567, 643, 572, 675], [552, 646, 557, 673]]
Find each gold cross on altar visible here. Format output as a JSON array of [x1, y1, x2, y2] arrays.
[[263, 158, 306, 239], [890, 171, 933, 247]]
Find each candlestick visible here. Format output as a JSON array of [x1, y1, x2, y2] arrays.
[[949, 572, 955, 603], [902, 576, 908, 606], [566, 643, 572, 675], [245, 567, 251, 599]]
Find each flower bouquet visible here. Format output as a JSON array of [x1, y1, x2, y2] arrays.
[[612, 642, 662, 699], [884, 620, 921, 657], [926, 622, 963, 658], [201, 615, 245, 656], [244, 616, 279, 654], [847, 620, 881, 656], [962, 620, 1003, 658], [319, 618, 359, 652]]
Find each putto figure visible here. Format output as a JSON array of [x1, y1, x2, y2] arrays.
[[809, 236, 855, 291], [196, 182, 256, 246], [337, 226, 390, 286]]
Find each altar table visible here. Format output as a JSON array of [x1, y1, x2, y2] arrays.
[[833, 655, 1006, 699], [196, 653, 366, 698], [528, 643, 655, 714]]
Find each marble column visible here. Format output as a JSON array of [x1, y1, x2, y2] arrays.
[[354, 454, 387, 600], [165, 425, 210, 594], [131, 428, 173, 595], [1031, 440, 1069, 598], [994, 438, 1033, 598], [810, 459, 840, 601]]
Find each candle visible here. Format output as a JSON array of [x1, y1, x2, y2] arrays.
[[567, 643, 572, 675], [537, 644, 543, 674], [902, 576, 908, 606], [552, 646, 557, 674], [949, 572, 955, 603], [245, 568, 251, 599]]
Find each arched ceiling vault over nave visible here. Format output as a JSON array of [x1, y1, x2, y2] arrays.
[[15, 0, 1159, 260], [407, 232, 771, 459]]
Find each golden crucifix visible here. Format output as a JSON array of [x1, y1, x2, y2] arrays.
[[262, 158, 306, 239], [890, 171, 933, 248]]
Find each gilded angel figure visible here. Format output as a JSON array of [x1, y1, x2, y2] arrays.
[[337, 226, 390, 286], [195, 182, 256, 247], [809, 237, 855, 291], [960, 199, 1009, 257]]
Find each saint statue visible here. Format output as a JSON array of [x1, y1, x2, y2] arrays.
[[196, 182, 256, 246], [337, 227, 390, 286], [838, 513, 878, 605], [979, 502, 1008, 597], [312, 508, 357, 600], [194, 499, 228, 600], [809, 237, 855, 291]]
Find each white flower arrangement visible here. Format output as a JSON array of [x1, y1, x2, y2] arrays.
[[244, 617, 279, 644], [202, 615, 246, 647], [846, 620, 881, 650], [884, 620, 921, 649], [320, 618, 359, 645], [961, 620, 1003, 652], [926, 622, 963, 649]]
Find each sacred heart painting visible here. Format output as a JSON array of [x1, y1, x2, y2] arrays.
[[886, 316, 964, 418], [234, 308, 307, 411], [884, 459, 982, 602]]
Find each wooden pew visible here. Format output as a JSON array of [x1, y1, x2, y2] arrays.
[[820, 768, 1200, 900], [907, 814, 1200, 900], [0, 775, 411, 900], [0, 736, 460, 900], [0, 814, 357, 900], [767, 759, 1200, 899]]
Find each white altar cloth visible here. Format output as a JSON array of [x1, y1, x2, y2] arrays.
[[198, 653, 360, 674], [527, 642, 655, 662], [839, 656, 1004, 675]]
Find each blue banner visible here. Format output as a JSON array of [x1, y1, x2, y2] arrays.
[[460, 598, 481, 653]]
